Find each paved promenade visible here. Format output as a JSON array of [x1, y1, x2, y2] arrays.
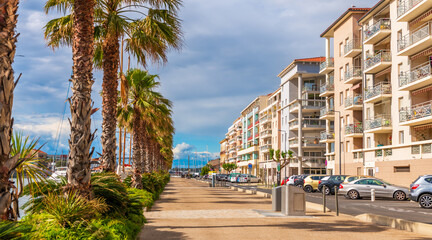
[[138, 178, 430, 240]]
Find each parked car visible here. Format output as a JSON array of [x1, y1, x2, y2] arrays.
[[339, 178, 408, 201], [238, 174, 260, 183], [216, 174, 228, 181], [294, 174, 310, 188], [303, 175, 327, 193], [410, 175, 432, 209], [342, 175, 371, 184], [318, 175, 348, 195], [229, 173, 241, 183], [282, 175, 298, 186]]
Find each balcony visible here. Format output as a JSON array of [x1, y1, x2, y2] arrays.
[[397, 0, 432, 22], [363, 18, 391, 45], [344, 67, 362, 84], [364, 115, 392, 133], [289, 118, 326, 131], [237, 145, 259, 156], [399, 62, 432, 91], [319, 77, 334, 97], [260, 130, 272, 138], [344, 94, 363, 110], [319, 58, 334, 74], [400, 100, 432, 126], [344, 39, 362, 57], [289, 137, 325, 148], [260, 144, 272, 152], [320, 131, 335, 143], [303, 84, 319, 93], [289, 99, 325, 113], [364, 50, 392, 74], [398, 22, 432, 56], [364, 82, 392, 103], [260, 115, 271, 125], [345, 123, 363, 137], [320, 106, 335, 120]]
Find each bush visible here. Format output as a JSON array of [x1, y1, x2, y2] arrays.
[[127, 188, 154, 209]]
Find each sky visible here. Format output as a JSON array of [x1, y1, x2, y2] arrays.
[[13, 0, 378, 168]]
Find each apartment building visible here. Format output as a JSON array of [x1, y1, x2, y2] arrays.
[[237, 96, 269, 175], [320, 8, 370, 175], [219, 138, 228, 173], [318, 0, 432, 186], [258, 88, 282, 184], [278, 58, 327, 177], [226, 117, 242, 173]]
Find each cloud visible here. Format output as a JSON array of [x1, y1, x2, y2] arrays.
[[173, 142, 219, 160]]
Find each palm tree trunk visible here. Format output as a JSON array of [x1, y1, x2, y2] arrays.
[[0, 0, 19, 221], [122, 128, 126, 172], [118, 127, 122, 173], [101, 34, 119, 172], [65, 0, 95, 197], [131, 111, 142, 189], [140, 124, 148, 173], [129, 131, 132, 165]]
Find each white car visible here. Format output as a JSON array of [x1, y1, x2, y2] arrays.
[[238, 174, 260, 183], [286, 175, 298, 185]]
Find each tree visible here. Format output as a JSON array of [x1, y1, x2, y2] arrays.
[[200, 165, 210, 176], [269, 149, 293, 186], [44, 0, 183, 172], [222, 163, 237, 175]]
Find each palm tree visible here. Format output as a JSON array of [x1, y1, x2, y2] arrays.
[[44, 0, 183, 172], [0, 0, 20, 221]]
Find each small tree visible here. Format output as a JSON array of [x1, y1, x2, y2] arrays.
[[200, 165, 210, 176], [269, 148, 293, 186], [222, 163, 237, 175]]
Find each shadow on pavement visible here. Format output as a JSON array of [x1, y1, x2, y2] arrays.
[[138, 223, 188, 240]]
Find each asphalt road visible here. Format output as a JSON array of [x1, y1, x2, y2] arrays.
[[229, 183, 432, 225]]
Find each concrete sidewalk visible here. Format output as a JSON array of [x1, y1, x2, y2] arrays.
[[138, 178, 430, 240]]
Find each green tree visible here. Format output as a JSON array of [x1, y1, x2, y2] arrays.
[[269, 149, 293, 186], [200, 165, 210, 176], [222, 163, 237, 175]]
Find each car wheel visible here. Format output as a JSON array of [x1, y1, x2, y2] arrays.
[[324, 186, 331, 195], [304, 185, 313, 193], [419, 194, 432, 209], [296, 184, 303, 188], [348, 190, 359, 200], [393, 190, 406, 201]]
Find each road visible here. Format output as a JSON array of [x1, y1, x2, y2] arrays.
[[230, 183, 432, 224]]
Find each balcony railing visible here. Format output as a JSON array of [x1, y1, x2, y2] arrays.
[[365, 115, 392, 130], [364, 18, 391, 41], [345, 123, 363, 135], [290, 118, 325, 128], [344, 39, 361, 54], [365, 82, 391, 101], [397, 0, 425, 18], [320, 81, 334, 94], [399, 61, 432, 88], [320, 131, 335, 141], [320, 106, 334, 116], [365, 50, 391, 70], [344, 67, 362, 81], [398, 21, 432, 52], [260, 130, 272, 137], [300, 99, 325, 108], [319, 58, 334, 72], [303, 84, 318, 92], [345, 94, 363, 108], [400, 100, 432, 122], [289, 137, 323, 147]]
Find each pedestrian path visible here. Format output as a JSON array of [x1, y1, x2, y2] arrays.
[[138, 178, 430, 240]]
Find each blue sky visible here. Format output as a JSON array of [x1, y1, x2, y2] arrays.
[[13, 0, 377, 167]]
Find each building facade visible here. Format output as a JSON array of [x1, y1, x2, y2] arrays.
[[219, 138, 228, 173]]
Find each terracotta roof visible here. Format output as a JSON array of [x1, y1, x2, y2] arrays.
[[320, 7, 371, 37], [36, 149, 47, 154], [294, 57, 326, 62]]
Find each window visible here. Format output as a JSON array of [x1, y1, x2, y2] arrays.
[[399, 131, 404, 144], [398, 97, 403, 110], [425, 178, 432, 183], [394, 166, 410, 172], [340, 92, 343, 106], [341, 117, 344, 129], [347, 141, 350, 152], [340, 142, 344, 153], [366, 108, 370, 119], [367, 137, 371, 148], [339, 42, 343, 57], [339, 67, 344, 81]]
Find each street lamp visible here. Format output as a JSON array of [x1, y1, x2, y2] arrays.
[[332, 110, 342, 175]]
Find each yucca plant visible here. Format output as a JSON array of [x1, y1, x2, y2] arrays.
[[0, 221, 32, 240], [91, 172, 129, 215], [21, 178, 67, 215]]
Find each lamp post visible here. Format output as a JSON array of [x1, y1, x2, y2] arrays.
[[332, 110, 342, 175]]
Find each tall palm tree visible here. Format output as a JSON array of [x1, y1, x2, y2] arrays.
[[44, 0, 183, 172]]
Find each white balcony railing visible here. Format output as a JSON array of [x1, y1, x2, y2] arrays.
[[398, 21, 432, 52], [344, 67, 362, 81], [363, 18, 391, 41], [345, 123, 363, 135], [320, 106, 334, 116], [345, 94, 363, 108], [365, 115, 392, 130], [400, 100, 432, 122], [344, 39, 361, 54], [303, 84, 318, 92], [364, 50, 391, 70], [399, 61, 432, 88], [320, 82, 334, 94], [320, 131, 335, 141], [397, 0, 425, 18], [300, 99, 325, 109], [365, 82, 391, 101], [319, 58, 334, 72]]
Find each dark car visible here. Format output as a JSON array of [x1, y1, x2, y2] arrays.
[[216, 174, 229, 181], [294, 174, 310, 188], [318, 175, 348, 195]]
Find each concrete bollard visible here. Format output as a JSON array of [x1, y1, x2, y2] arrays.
[[323, 187, 326, 213], [371, 189, 375, 202], [334, 186, 339, 216], [272, 186, 282, 211]]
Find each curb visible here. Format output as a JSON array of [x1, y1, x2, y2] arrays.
[[355, 213, 432, 237], [306, 202, 331, 213]]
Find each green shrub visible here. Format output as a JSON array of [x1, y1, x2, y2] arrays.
[[0, 221, 32, 240], [127, 188, 154, 209], [91, 172, 129, 216]]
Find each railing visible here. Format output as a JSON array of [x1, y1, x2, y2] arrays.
[[345, 122, 363, 135], [345, 94, 363, 108], [320, 81, 334, 94], [364, 18, 391, 41], [398, 0, 425, 18], [260, 144, 272, 151], [365, 115, 392, 130], [290, 119, 325, 128], [365, 50, 391, 70], [344, 67, 362, 81], [398, 22, 432, 52], [320, 131, 335, 141], [399, 61, 432, 88], [400, 100, 432, 122], [260, 130, 272, 137], [319, 58, 334, 72], [320, 106, 335, 116], [303, 84, 318, 92], [344, 39, 361, 54], [301, 99, 325, 109], [365, 82, 391, 100], [289, 137, 322, 147], [247, 123, 253, 129]]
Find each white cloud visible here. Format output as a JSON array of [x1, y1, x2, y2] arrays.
[[173, 142, 219, 160]]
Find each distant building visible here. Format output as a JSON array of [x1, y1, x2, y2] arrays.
[[207, 158, 220, 171]]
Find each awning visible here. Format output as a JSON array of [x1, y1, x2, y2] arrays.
[[411, 46, 432, 61], [351, 82, 362, 90], [412, 85, 432, 95], [375, 67, 391, 78], [414, 124, 432, 130], [410, 8, 432, 27]]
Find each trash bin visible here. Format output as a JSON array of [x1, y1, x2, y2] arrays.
[[272, 186, 282, 211], [281, 185, 305, 216]]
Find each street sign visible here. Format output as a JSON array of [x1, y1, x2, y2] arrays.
[[277, 163, 281, 171], [248, 163, 252, 169]]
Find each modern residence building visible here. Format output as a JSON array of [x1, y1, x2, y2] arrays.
[[219, 138, 228, 173], [258, 88, 282, 184], [226, 117, 242, 173], [278, 58, 327, 177]]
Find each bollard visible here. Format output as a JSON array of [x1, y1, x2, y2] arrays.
[[371, 188, 375, 202], [322, 186, 326, 213], [334, 186, 339, 216]]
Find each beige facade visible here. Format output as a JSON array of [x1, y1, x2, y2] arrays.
[[219, 138, 228, 173]]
